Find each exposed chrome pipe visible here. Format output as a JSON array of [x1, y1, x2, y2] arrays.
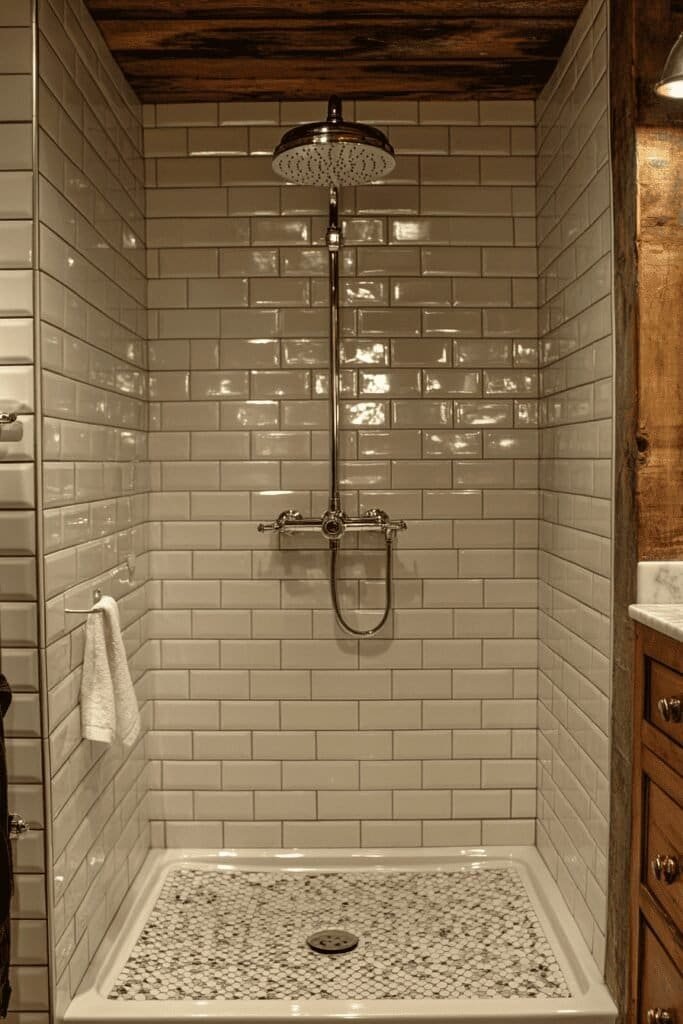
[[323, 190, 399, 636], [264, 97, 406, 637], [327, 185, 342, 514], [330, 535, 394, 637], [258, 510, 406, 535]]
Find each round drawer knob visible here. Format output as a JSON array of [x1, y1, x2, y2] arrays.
[[657, 696, 682, 722], [653, 854, 679, 884], [647, 1010, 674, 1024]]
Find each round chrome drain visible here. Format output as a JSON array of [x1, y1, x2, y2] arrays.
[[306, 929, 359, 954]]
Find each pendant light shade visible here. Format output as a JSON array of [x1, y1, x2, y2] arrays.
[[655, 31, 683, 98]]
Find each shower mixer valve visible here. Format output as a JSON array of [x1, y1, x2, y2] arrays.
[[257, 508, 407, 540]]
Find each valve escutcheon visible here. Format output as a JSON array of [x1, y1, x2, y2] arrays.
[[321, 509, 345, 539]]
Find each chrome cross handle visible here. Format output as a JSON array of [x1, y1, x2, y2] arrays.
[[365, 508, 389, 525], [257, 509, 303, 532], [364, 508, 407, 533]]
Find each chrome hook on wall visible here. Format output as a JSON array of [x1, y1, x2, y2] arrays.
[[119, 553, 136, 585], [64, 556, 137, 615]]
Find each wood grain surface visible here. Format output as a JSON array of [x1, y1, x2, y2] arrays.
[[85, 1, 586, 19], [636, 126, 683, 559], [82, 0, 585, 100]]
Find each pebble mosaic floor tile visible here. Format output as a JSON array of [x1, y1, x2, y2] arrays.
[[109, 866, 571, 1001]]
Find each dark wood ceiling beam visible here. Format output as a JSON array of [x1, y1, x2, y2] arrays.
[[83, 0, 586, 101], [101, 18, 575, 63], [87, 0, 585, 20], [119, 57, 556, 79], [123, 63, 554, 102]]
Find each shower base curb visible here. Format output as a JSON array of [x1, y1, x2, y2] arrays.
[[64, 846, 617, 1024]]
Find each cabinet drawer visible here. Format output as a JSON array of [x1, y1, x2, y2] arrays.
[[639, 923, 682, 1024], [648, 660, 683, 747], [644, 777, 683, 932]]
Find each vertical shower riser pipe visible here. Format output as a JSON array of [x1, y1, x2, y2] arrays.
[[327, 185, 342, 514]]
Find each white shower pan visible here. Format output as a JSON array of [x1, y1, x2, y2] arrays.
[[65, 846, 617, 1024]]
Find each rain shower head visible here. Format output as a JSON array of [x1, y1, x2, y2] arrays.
[[272, 96, 395, 187]]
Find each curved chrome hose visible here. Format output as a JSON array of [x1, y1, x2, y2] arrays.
[[329, 533, 394, 636]]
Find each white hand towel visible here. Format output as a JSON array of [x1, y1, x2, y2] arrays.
[[80, 595, 141, 748]]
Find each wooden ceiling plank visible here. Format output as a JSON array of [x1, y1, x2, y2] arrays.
[[86, 0, 586, 20], [134, 85, 545, 101], [98, 18, 575, 64], [119, 56, 555, 80], [83, 0, 584, 102], [123, 59, 553, 103]]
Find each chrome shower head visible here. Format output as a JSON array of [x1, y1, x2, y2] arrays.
[[272, 96, 395, 187]]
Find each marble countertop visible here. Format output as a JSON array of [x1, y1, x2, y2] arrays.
[[629, 604, 683, 644]]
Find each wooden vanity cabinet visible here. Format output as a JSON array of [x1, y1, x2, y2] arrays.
[[630, 624, 683, 1024]]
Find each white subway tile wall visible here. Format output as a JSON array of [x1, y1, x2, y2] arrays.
[[145, 94, 545, 855], [36, 0, 150, 1015], [0, 2, 50, 1021], [536, 0, 612, 969]]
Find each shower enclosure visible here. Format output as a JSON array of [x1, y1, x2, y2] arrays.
[[258, 97, 407, 636], [2, 0, 620, 1015]]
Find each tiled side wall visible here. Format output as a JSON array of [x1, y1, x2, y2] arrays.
[[35, 0, 151, 1014], [536, 0, 613, 967], [1, 3, 51, 1021], [145, 98, 542, 850]]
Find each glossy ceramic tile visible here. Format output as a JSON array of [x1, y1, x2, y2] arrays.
[[32, 0, 151, 1012], [143, 99, 535, 862], [535, 0, 613, 970], [139, 79, 616, 923], [0, 4, 47, 1008]]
